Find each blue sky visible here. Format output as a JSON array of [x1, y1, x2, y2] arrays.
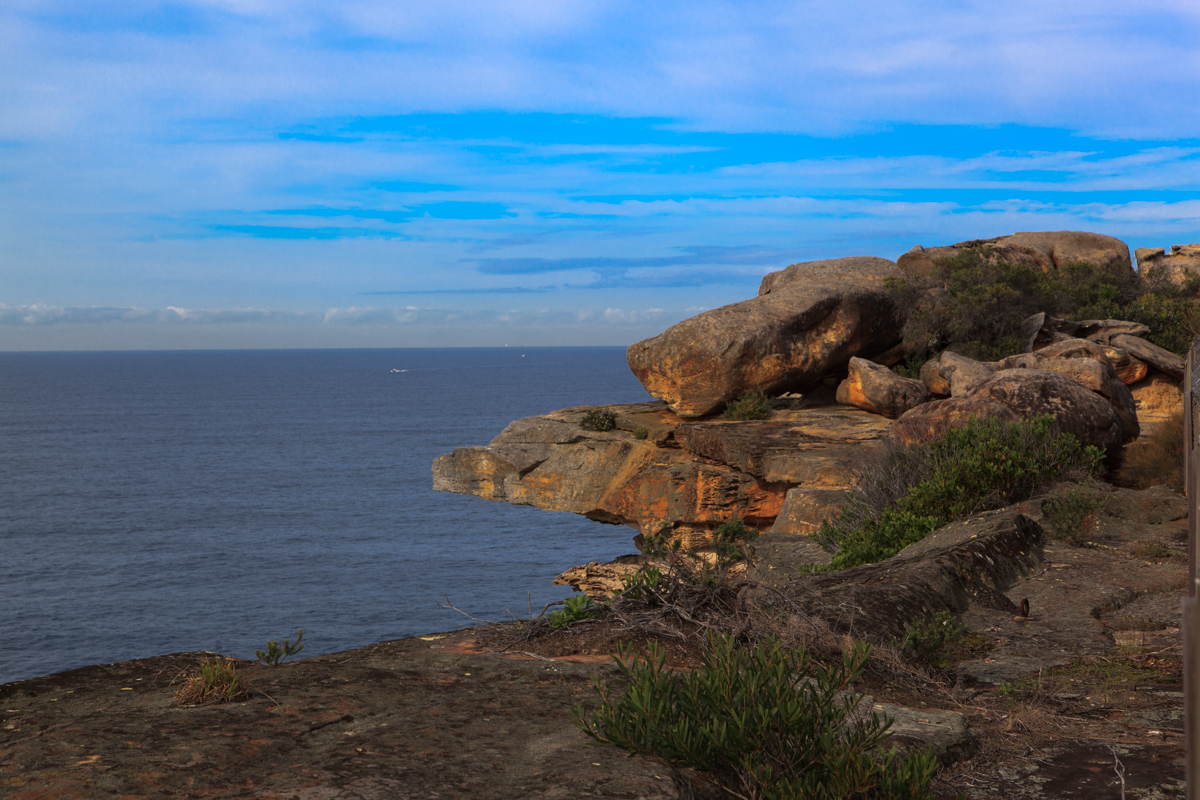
[[3, 1, 1200, 350]]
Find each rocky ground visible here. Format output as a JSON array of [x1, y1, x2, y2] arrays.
[[1, 484, 1189, 799]]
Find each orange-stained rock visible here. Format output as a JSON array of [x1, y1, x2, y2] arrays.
[[433, 400, 892, 547], [1102, 346, 1149, 385], [899, 231, 1132, 277], [835, 357, 927, 418], [1109, 334, 1185, 380], [626, 257, 901, 418]]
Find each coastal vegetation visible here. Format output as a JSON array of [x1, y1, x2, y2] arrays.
[[256, 628, 305, 667], [575, 633, 938, 800], [173, 655, 249, 705], [722, 389, 769, 420], [579, 408, 618, 431], [812, 415, 1103, 569], [889, 246, 1200, 359]]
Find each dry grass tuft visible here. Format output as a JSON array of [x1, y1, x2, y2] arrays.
[[173, 655, 250, 705], [1116, 404, 1185, 494]]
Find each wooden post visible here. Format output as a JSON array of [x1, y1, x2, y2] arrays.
[[1187, 340, 1199, 800], [1187, 593, 1198, 800]]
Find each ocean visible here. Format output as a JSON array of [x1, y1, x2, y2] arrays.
[[0, 347, 651, 685]]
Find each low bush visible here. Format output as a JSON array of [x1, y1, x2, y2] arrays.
[[633, 426, 649, 440], [900, 611, 967, 668], [723, 390, 769, 421], [256, 628, 305, 666], [815, 415, 1104, 569], [574, 632, 938, 800], [1041, 489, 1104, 547], [580, 408, 617, 431], [1115, 404, 1185, 495], [174, 655, 249, 705]]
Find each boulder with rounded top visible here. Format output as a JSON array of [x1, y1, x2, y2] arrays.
[[627, 256, 901, 418], [899, 231, 1132, 277]]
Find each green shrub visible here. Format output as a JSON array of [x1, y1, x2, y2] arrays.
[[575, 632, 937, 800], [642, 517, 759, 589], [723, 390, 769, 421], [580, 408, 617, 431], [815, 415, 1103, 569], [633, 426, 649, 440], [1042, 489, 1104, 547], [1116, 404, 1185, 494], [888, 247, 1198, 358], [547, 594, 597, 628], [900, 611, 967, 668], [256, 628, 305, 666]]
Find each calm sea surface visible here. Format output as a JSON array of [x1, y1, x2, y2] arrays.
[[0, 348, 650, 684]]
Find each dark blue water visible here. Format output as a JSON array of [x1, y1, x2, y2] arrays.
[[0, 348, 650, 684]]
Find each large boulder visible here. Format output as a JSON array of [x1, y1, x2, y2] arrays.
[[919, 351, 996, 397], [627, 257, 901, 418], [971, 369, 1126, 452], [897, 369, 1127, 453], [835, 357, 927, 418], [1135, 243, 1200, 286], [898, 231, 1132, 276], [893, 397, 1019, 445]]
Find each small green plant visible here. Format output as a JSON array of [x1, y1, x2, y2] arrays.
[[722, 390, 769, 421], [256, 628, 305, 666], [547, 594, 597, 628], [1042, 489, 1104, 547], [815, 415, 1103, 569], [580, 408, 617, 431], [575, 632, 938, 800], [632, 426, 649, 440], [900, 611, 967, 668], [619, 565, 662, 599], [174, 655, 249, 705], [892, 354, 928, 380]]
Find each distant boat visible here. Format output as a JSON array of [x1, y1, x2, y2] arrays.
[[390, 368, 407, 373]]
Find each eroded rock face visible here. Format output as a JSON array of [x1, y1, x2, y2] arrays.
[[433, 400, 892, 544], [627, 257, 901, 418], [1134, 243, 1200, 286], [835, 357, 926, 418], [899, 231, 1132, 276]]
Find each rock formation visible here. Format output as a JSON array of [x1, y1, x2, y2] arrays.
[[626, 257, 901, 418], [434, 230, 1186, 583], [433, 399, 893, 546], [1135, 243, 1200, 286]]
